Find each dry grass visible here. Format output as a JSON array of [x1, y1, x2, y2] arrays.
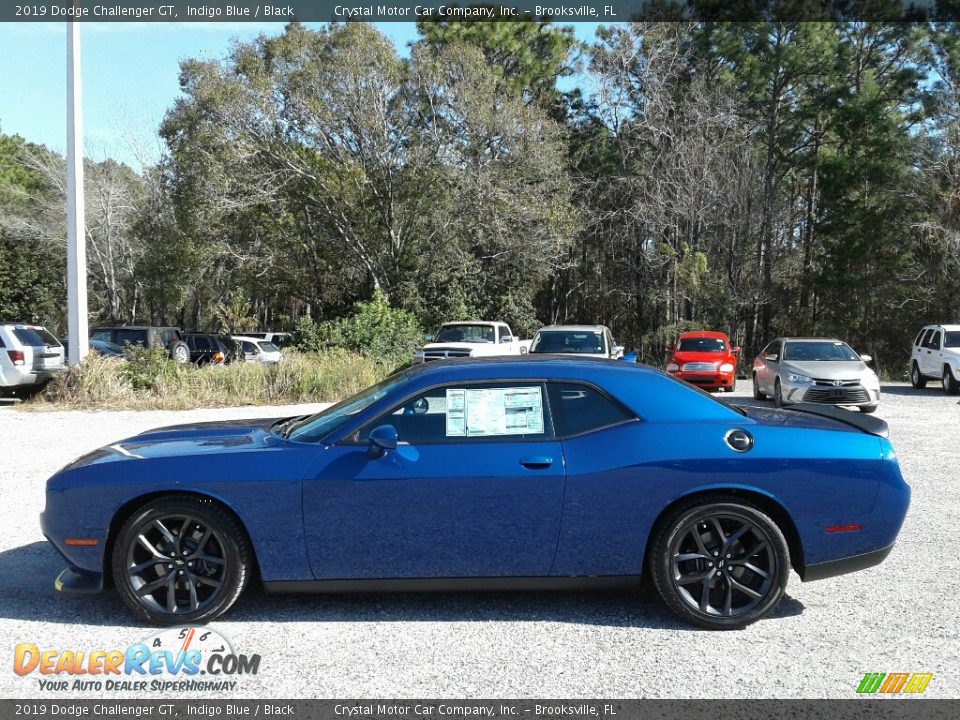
[[22, 349, 386, 411]]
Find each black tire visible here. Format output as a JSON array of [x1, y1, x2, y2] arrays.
[[943, 366, 960, 395], [111, 496, 252, 626], [773, 378, 784, 408], [168, 341, 190, 364], [911, 362, 927, 389], [649, 495, 790, 630], [860, 404, 879, 414], [752, 374, 766, 400]]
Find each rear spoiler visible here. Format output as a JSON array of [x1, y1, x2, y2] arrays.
[[786, 403, 889, 438]]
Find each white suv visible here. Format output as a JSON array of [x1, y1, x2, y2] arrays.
[[910, 324, 960, 394], [0, 323, 65, 396]]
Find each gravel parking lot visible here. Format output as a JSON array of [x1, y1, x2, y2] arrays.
[[1, 382, 958, 698]]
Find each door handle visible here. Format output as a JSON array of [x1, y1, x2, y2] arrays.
[[520, 456, 553, 469]]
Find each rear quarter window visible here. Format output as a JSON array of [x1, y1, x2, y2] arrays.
[[548, 382, 635, 437]]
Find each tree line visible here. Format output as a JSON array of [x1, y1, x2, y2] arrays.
[[1, 20, 959, 376]]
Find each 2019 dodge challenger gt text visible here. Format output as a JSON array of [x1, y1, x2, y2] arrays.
[[41, 356, 910, 630]]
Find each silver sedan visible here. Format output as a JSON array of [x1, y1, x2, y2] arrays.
[[751, 337, 881, 413]]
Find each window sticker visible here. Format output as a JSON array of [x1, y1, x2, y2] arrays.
[[446, 386, 544, 437], [445, 389, 466, 436]]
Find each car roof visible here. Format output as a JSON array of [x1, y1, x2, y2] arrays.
[[927, 324, 960, 331], [403, 354, 643, 381], [778, 337, 846, 343], [678, 330, 729, 339], [536, 325, 609, 333], [440, 321, 502, 326]]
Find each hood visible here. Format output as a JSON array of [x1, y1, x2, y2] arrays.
[[781, 360, 869, 379], [421, 342, 486, 351], [673, 350, 731, 364], [63, 417, 291, 469]]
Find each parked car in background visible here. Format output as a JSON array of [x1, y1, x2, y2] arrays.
[[89, 326, 190, 364], [184, 333, 242, 366], [244, 332, 291, 349], [529, 325, 623, 359], [414, 321, 529, 362], [43, 355, 909, 629], [910, 324, 960, 395], [63, 338, 125, 362], [752, 337, 880, 412], [0, 323, 65, 396], [233, 335, 283, 365], [665, 331, 740, 392]]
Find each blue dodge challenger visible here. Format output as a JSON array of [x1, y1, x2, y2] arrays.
[[41, 356, 909, 629]]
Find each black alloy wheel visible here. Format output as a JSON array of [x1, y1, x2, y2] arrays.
[[650, 497, 789, 630], [774, 379, 785, 408], [752, 374, 766, 400], [112, 496, 251, 625], [943, 366, 960, 395]]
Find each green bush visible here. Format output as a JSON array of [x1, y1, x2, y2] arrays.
[[293, 289, 423, 368], [29, 349, 385, 411]]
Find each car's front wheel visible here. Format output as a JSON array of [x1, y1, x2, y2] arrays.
[[650, 496, 790, 630], [773, 378, 785, 408], [943, 366, 960, 395], [860, 404, 879, 414], [112, 496, 252, 626], [752, 374, 766, 400], [911, 362, 927, 389]]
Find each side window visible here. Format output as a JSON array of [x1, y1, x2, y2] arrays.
[[90, 330, 111, 343], [921, 329, 934, 349], [194, 336, 211, 351], [762, 342, 779, 359], [914, 329, 927, 347], [548, 382, 635, 438], [931, 331, 942, 350], [242, 341, 258, 354], [360, 383, 550, 444]]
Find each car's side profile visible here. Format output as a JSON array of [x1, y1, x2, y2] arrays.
[[42, 357, 909, 630], [910, 324, 960, 395], [752, 337, 881, 412]]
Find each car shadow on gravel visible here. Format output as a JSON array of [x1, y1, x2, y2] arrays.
[[879, 384, 942, 397], [0, 542, 805, 630]]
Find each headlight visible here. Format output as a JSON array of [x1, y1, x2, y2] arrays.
[[786, 373, 812, 383], [666, 363, 679, 372], [719, 363, 734, 372]]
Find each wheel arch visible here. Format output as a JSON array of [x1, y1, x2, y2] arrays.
[[103, 490, 260, 587], [643, 487, 805, 577]]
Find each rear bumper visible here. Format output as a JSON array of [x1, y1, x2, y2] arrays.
[[0, 367, 57, 388], [801, 541, 895, 582]]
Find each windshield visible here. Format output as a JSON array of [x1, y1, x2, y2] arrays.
[[531, 330, 606, 354], [433, 324, 496, 343], [782, 341, 859, 362], [286, 372, 412, 443], [945, 331, 960, 348], [678, 337, 726, 353], [258, 341, 280, 353]]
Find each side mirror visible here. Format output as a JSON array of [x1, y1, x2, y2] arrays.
[[612, 345, 624, 358], [732, 346, 741, 354], [666, 344, 674, 352], [501, 334, 513, 343], [424, 334, 434, 342], [860, 354, 873, 363], [367, 424, 398, 459], [764, 353, 778, 362]]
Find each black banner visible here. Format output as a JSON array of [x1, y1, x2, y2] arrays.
[[2, 700, 959, 720], [2, 0, 959, 24]]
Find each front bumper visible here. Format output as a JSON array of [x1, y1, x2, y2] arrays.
[[669, 370, 735, 390], [781, 379, 880, 407]]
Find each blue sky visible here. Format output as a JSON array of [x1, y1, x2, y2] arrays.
[[0, 21, 601, 169]]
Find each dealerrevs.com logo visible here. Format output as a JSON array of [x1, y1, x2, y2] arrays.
[[13, 627, 260, 692], [856, 672, 934, 695]]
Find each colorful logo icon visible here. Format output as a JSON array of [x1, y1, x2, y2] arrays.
[[856, 672, 933, 694]]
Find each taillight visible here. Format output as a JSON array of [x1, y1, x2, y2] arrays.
[[212, 352, 225, 364], [7, 350, 25, 366]]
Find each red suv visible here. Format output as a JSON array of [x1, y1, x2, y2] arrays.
[[665, 331, 740, 392]]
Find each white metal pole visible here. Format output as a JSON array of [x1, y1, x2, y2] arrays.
[[66, 15, 88, 365]]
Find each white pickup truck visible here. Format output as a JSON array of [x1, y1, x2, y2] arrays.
[[413, 321, 531, 363]]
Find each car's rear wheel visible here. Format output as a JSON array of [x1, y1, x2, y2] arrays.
[[911, 362, 927, 389], [650, 496, 789, 630], [752, 374, 766, 400], [112, 496, 251, 626], [168, 341, 190, 364], [943, 366, 960, 395]]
